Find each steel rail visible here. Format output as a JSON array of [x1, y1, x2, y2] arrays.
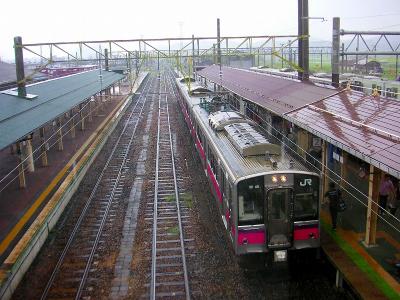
[[165, 71, 190, 300], [74, 76, 150, 299], [40, 75, 153, 300], [150, 71, 190, 299], [150, 74, 161, 300]]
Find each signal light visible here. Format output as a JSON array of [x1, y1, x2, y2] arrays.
[[280, 175, 287, 183], [272, 175, 278, 183]]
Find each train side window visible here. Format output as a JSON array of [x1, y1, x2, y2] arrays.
[[197, 127, 203, 145], [208, 147, 216, 175], [216, 163, 220, 184], [228, 183, 233, 208], [220, 168, 225, 197], [228, 184, 233, 208]]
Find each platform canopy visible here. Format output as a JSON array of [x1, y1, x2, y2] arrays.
[[287, 90, 400, 178], [198, 65, 400, 178], [197, 65, 335, 115], [0, 70, 125, 150]]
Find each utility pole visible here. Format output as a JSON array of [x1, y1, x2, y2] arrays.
[[332, 17, 340, 87], [217, 18, 222, 80], [14, 36, 27, 98], [298, 0, 309, 81], [105, 48, 109, 71], [135, 50, 139, 77], [192, 34, 195, 78], [157, 51, 160, 72]]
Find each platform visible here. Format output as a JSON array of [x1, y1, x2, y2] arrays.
[[321, 209, 400, 300], [0, 89, 126, 263]]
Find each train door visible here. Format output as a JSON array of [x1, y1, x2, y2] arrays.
[[265, 188, 292, 249]]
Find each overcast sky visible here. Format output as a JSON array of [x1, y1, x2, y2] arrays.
[[1, 0, 399, 61]]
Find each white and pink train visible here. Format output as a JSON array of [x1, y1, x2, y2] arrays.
[[175, 77, 321, 264]]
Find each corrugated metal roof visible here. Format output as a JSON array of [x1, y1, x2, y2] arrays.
[[197, 65, 400, 178], [197, 65, 335, 115], [0, 70, 124, 149], [287, 90, 400, 178]]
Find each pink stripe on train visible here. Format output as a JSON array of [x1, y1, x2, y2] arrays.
[[293, 227, 319, 240], [238, 230, 265, 245]]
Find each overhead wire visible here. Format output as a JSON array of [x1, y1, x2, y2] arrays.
[[219, 85, 400, 233], [342, 13, 400, 20]]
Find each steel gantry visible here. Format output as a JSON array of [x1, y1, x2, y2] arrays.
[[331, 17, 400, 86], [15, 34, 307, 80]]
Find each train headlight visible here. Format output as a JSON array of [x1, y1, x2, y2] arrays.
[[280, 175, 287, 183], [271, 175, 278, 183]]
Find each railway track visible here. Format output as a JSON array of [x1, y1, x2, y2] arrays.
[[39, 75, 154, 300], [142, 71, 194, 299], [12, 69, 354, 300]]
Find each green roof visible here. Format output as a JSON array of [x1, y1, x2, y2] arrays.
[[0, 70, 124, 149]]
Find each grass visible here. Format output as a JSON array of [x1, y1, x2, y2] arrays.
[[165, 194, 175, 202], [252, 54, 399, 80], [166, 226, 179, 236], [164, 193, 192, 209], [321, 220, 399, 300], [180, 193, 193, 209]]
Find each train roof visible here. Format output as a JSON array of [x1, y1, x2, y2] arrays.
[[176, 78, 312, 182], [208, 111, 250, 130], [224, 122, 281, 157]]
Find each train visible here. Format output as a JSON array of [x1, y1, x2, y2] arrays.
[[174, 76, 321, 265], [250, 66, 400, 98]]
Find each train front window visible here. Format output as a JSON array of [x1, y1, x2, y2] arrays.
[[293, 174, 319, 221], [269, 189, 290, 220], [294, 193, 318, 220], [238, 177, 264, 226]]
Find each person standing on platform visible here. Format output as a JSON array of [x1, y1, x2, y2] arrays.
[[324, 182, 341, 230], [388, 180, 399, 216], [379, 174, 395, 216]]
